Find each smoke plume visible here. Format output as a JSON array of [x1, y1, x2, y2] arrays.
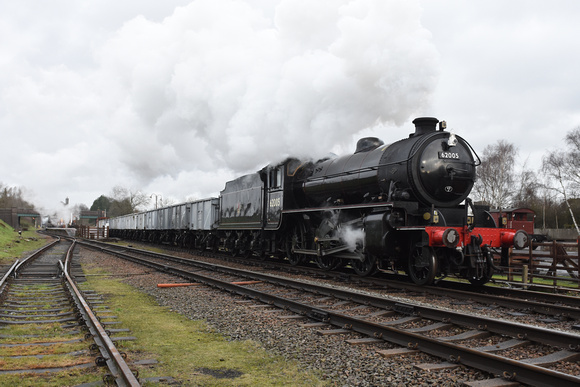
[[0, 0, 439, 213], [99, 0, 439, 179]]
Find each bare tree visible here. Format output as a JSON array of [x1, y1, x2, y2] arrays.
[[541, 126, 580, 232], [536, 184, 559, 229], [542, 151, 580, 235], [108, 186, 150, 216], [563, 127, 580, 194], [472, 140, 517, 208], [158, 196, 175, 208], [511, 155, 540, 208]]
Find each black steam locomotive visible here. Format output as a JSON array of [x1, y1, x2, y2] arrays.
[[107, 117, 527, 285]]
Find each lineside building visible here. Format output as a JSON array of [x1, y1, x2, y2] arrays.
[[0, 207, 41, 229]]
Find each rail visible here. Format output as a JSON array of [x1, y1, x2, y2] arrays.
[[0, 239, 60, 289], [500, 240, 580, 289], [60, 240, 140, 386]]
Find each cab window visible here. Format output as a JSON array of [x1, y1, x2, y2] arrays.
[[269, 168, 282, 188]]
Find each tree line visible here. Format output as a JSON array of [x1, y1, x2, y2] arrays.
[[473, 126, 580, 231], [0, 183, 35, 209], [89, 186, 151, 218]]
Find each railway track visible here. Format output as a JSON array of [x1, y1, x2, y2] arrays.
[[118, 239, 580, 316], [79, 239, 580, 386], [100, 239, 580, 324], [228, 250, 580, 325], [0, 239, 140, 386]]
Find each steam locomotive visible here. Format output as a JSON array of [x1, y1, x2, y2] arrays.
[[107, 117, 528, 285]]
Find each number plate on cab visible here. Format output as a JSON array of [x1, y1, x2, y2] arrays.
[[438, 151, 460, 160]]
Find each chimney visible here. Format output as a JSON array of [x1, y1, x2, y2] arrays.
[[412, 117, 439, 136]]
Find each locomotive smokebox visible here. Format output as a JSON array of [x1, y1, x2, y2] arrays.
[[412, 117, 439, 136]]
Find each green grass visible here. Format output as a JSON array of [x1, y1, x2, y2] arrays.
[[0, 220, 50, 264], [81, 266, 327, 386], [492, 274, 579, 288], [0, 352, 94, 370], [0, 369, 100, 387]]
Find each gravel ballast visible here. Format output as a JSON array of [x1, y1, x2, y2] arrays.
[[79, 248, 502, 386]]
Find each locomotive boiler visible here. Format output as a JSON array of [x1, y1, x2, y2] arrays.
[[299, 117, 475, 208], [107, 117, 527, 286]]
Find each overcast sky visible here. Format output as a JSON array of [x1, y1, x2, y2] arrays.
[[1, 0, 579, 219]]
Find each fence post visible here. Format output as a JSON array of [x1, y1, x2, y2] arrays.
[[551, 240, 557, 287], [528, 241, 534, 284], [502, 247, 512, 281]]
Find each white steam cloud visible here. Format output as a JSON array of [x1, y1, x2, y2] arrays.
[[99, 0, 439, 179], [0, 0, 439, 213], [339, 226, 366, 253]]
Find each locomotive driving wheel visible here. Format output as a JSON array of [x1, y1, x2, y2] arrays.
[[408, 245, 437, 285], [315, 255, 341, 271], [350, 254, 377, 276], [286, 223, 306, 266]]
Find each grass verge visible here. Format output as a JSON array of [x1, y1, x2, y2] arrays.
[[0, 220, 50, 264], [81, 265, 327, 386]]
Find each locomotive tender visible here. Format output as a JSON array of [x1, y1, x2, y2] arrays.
[[107, 117, 527, 285]]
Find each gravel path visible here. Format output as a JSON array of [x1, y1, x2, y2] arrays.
[[78, 248, 501, 386]]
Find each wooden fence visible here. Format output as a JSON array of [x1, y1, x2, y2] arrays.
[[503, 240, 580, 288], [77, 225, 109, 240]]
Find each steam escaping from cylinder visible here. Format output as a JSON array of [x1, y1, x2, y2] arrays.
[[339, 226, 366, 253], [320, 210, 365, 253]]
